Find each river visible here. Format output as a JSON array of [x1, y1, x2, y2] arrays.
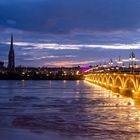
[[0, 80, 140, 140]]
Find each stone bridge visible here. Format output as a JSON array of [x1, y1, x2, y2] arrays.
[[85, 73, 140, 99]]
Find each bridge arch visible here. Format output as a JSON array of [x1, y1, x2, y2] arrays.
[[108, 76, 114, 85], [92, 76, 96, 81], [137, 78, 140, 91], [114, 76, 123, 88], [124, 78, 137, 90], [96, 76, 100, 83], [85, 73, 140, 99], [101, 76, 108, 84], [98, 76, 102, 82]]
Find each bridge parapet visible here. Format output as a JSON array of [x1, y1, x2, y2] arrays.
[[85, 73, 140, 99]]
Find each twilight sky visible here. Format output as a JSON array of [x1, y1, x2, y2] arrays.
[[0, 0, 140, 67]]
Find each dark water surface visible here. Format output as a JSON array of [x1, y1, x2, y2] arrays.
[[0, 80, 140, 140]]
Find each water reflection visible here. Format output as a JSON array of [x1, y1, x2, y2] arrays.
[[0, 80, 140, 140]]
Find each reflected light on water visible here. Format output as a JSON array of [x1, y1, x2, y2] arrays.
[[76, 80, 80, 85], [84, 80, 139, 107], [84, 80, 140, 135], [63, 80, 67, 84], [1, 80, 140, 140]]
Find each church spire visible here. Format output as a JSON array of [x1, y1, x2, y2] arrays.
[[8, 33, 15, 71], [11, 33, 13, 49]]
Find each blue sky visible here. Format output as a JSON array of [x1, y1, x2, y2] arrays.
[[0, 0, 140, 67]]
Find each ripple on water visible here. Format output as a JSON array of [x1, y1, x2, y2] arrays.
[[0, 80, 140, 140]]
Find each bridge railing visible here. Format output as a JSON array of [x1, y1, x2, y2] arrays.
[[84, 66, 140, 75]]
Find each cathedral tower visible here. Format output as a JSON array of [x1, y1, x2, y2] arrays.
[[8, 34, 15, 71]]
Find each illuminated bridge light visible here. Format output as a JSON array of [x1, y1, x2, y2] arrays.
[[132, 90, 135, 93], [84, 73, 140, 100]]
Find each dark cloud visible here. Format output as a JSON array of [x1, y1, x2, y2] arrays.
[[0, 0, 140, 34], [0, 0, 139, 66]]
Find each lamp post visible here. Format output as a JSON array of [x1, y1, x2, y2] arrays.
[[117, 56, 123, 73], [103, 62, 107, 73], [108, 59, 113, 72], [122, 62, 126, 71], [134, 62, 138, 71], [109, 59, 113, 66], [117, 56, 123, 65], [129, 52, 136, 74]]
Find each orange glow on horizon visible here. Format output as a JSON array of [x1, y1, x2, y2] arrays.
[[47, 60, 95, 67]]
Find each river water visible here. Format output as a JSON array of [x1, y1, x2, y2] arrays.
[[0, 80, 140, 140]]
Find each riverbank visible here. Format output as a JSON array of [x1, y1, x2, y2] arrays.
[[0, 73, 84, 80]]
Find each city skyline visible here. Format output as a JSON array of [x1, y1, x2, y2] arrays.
[[0, 2, 140, 140], [1, 34, 139, 68], [0, 0, 140, 67]]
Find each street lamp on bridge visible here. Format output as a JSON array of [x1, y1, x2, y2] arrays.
[[117, 56, 123, 65], [116, 56, 123, 72], [108, 59, 114, 72], [129, 52, 136, 74], [108, 59, 113, 67], [103, 62, 107, 68]]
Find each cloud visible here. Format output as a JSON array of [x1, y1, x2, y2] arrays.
[[1, 41, 140, 67], [0, 0, 140, 34], [23, 55, 76, 61], [47, 60, 96, 67], [0, 0, 140, 67], [4, 42, 80, 50], [4, 41, 140, 50]]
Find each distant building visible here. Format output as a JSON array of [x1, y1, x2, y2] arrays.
[[8, 34, 15, 71], [0, 61, 4, 68]]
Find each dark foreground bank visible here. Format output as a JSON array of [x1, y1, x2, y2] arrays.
[[0, 66, 84, 80], [0, 72, 84, 80]]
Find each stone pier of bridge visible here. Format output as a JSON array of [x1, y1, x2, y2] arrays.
[[84, 73, 140, 99]]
